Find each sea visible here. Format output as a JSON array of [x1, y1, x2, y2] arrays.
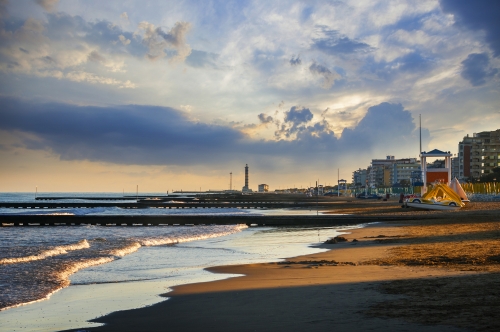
[[0, 193, 365, 331]]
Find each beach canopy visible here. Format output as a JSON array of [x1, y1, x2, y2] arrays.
[[421, 183, 465, 207]]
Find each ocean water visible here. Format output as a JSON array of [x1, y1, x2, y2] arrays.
[[0, 193, 364, 331]]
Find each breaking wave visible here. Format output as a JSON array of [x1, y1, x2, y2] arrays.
[[0, 224, 248, 311], [0, 240, 90, 265]]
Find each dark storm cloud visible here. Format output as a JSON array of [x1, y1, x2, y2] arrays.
[[0, 98, 423, 167], [313, 28, 373, 55], [0, 97, 242, 165], [341, 103, 416, 149], [461, 53, 498, 86], [440, 0, 500, 57]]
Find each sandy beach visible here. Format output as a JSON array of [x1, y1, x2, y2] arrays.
[[62, 201, 500, 332]]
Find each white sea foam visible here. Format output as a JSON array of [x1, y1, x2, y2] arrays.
[[56, 257, 116, 284], [109, 242, 142, 257], [139, 224, 248, 246], [0, 239, 90, 265]]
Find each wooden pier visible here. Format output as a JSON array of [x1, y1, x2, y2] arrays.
[[1, 195, 441, 227], [0, 201, 341, 210], [0, 214, 443, 227]]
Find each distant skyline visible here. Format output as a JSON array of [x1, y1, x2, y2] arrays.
[[0, 0, 499, 192]]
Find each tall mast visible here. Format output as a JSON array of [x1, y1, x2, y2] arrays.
[[419, 114, 422, 155]]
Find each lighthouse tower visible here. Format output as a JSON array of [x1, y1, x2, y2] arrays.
[[242, 164, 251, 192]]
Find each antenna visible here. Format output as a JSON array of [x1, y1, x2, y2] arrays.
[[419, 114, 422, 155], [230, 172, 232, 190], [316, 180, 318, 215]]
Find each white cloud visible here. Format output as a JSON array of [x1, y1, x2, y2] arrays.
[[65, 71, 136, 88], [118, 34, 131, 46], [136, 21, 192, 62]]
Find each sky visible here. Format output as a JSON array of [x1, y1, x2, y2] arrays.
[[0, 0, 499, 192]]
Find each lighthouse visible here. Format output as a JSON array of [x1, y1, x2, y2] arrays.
[[242, 164, 251, 192]]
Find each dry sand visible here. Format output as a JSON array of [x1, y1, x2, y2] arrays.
[[67, 201, 500, 332]]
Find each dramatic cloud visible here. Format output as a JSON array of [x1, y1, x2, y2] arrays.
[[0, 97, 242, 165], [137, 21, 192, 62], [0, 98, 424, 169], [440, 0, 500, 57], [309, 63, 340, 88], [0, 0, 495, 186], [461, 53, 498, 86], [341, 102, 418, 149]]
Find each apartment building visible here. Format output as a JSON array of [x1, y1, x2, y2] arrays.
[[392, 159, 421, 185], [458, 129, 500, 180], [361, 156, 421, 187], [352, 168, 368, 187]]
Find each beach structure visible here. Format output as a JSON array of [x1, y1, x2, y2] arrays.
[[420, 149, 452, 193]]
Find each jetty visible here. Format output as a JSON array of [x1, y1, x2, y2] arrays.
[[0, 214, 444, 227], [0, 194, 449, 227]]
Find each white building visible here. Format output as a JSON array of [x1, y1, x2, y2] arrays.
[[258, 184, 269, 193]]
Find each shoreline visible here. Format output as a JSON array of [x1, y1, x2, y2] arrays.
[[2, 223, 356, 331], [71, 221, 479, 332], [5, 200, 498, 331]]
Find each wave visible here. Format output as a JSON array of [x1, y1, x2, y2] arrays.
[[109, 242, 142, 257], [0, 256, 114, 312], [0, 240, 90, 265], [56, 257, 116, 287], [0, 224, 249, 311], [139, 224, 248, 246]]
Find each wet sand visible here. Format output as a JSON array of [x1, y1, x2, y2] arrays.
[[66, 201, 500, 332]]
